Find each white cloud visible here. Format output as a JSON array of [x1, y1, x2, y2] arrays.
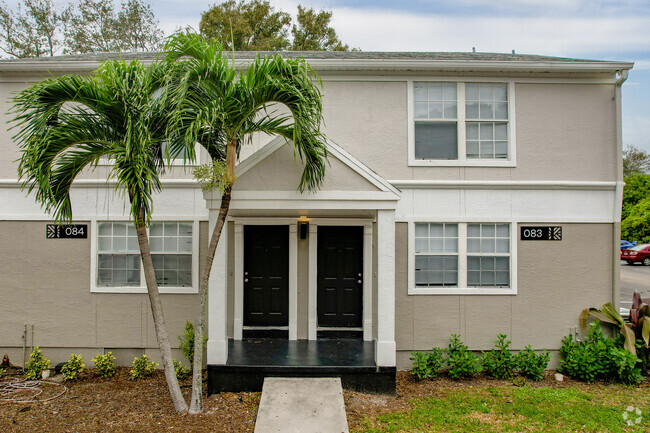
[[623, 116, 650, 152]]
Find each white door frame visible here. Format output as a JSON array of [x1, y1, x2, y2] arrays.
[[232, 218, 299, 340], [307, 218, 374, 341]]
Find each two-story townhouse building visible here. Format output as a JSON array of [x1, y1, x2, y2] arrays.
[[0, 52, 632, 393]]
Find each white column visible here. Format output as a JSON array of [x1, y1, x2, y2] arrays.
[[376, 209, 396, 366], [289, 224, 298, 340], [233, 223, 244, 340], [207, 210, 228, 365], [363, 225, 373, 341], [308, 223, 318, 340]]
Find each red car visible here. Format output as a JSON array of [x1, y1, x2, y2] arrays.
[[621, 244, 650, 266]]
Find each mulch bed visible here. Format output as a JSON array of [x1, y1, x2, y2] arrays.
[[2, 367, 648, 432], [0, 367, 259, 432]]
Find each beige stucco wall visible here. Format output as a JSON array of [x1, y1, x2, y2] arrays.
[[234, 141, 380, 192], [319, 80, 617, 182], [0, 220, 207, 367], [395, 222, 614, 370]]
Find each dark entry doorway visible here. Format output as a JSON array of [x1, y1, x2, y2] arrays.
[[244, 225, 289, 327], [317, 226, 363, 328]]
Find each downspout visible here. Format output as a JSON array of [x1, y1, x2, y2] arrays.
[[613, 69, 629, 310]]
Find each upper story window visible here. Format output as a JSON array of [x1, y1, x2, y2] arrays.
[[409, 81, 516, 167]]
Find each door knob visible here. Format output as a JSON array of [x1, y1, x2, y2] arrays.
[[358, 280, 362, 284], [244, 278, 249, 282]]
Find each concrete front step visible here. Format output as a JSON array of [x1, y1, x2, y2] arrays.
[[254, 377, 349, 433]]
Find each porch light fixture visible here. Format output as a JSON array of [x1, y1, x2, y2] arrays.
[[298, 216, 309, 240]]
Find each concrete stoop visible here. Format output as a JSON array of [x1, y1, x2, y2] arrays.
[[254, 377, 349, 433]]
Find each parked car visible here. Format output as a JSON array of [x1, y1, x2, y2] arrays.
[[621, 244, 650, 265], [620, 240, 637, 250]]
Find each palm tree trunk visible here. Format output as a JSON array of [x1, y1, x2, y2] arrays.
[[189, 138, 237, 414], [188, 184, 232, 414], [134, 211, 189, 413]]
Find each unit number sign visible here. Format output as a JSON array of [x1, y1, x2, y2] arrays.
[[46, 224, 88, 239], [520, 226, 562, 241]]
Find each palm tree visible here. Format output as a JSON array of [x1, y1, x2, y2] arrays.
[[13, 60, 189, 413], [164, 32, 329, 413]]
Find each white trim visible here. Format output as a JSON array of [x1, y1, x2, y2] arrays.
[[407, 220, 518, 296], [308, 223, 318, 341], [388, 180, 617, 190], [89, 219, 200, 294], [207, 212, 228, 365], [376, 209, 396, 366], [0, 178, 200, 188], [363, 226, 373, 342], [233, 223, 244, 340], [288, 225, 298, 341], [407, 79, 517, 167]]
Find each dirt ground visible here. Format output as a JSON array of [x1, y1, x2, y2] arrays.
[[1, 367, 647, 432], [0, 367, 260, 432]]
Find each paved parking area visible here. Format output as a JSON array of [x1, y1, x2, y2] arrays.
[[620, 261, 650, 308]]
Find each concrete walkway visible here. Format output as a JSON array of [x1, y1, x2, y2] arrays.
[[254, 377, 349, 433]]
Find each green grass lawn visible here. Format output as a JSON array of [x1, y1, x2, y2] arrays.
[[357, 384, 650, 432]]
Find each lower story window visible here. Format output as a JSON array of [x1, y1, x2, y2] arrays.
[[96, 221, 194, 290], [413, 222, 512, 293]]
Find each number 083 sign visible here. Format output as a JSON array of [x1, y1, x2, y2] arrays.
[[46, 224, 88, 239], [520, 226, 562, 241]]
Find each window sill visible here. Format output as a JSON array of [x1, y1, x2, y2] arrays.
[[408, 287, 516, 295], [91, 286, 198, 294], [408, 159, 516, 167]]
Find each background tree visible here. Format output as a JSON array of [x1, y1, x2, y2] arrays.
[[13, 60, 189, 412], [622, 173, 650, 242], [0, 0, 64, 58], [164, 32, 328, 413], [291, 5, 349, 51], [623, 144, 650, 177], [199, 0, 352, 51], [199, 0, 290, 51], [64, 0, 163, 54]]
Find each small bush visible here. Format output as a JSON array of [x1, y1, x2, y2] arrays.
[[610, 347, 643, 385], [61, 353, 85, 382], [174, 359, 191, 379], [179, 321, 208, 366], [0, 367, 6, 377], [482, 334, 517, 379], [516, 346, 550, 381], [92, 352, 116, 379], [25, 347, 50, 380], [131, 355, 157, 379], [560, 323, 642, 384], [410, 348, 445, 380], [446, 334, 482, 379]]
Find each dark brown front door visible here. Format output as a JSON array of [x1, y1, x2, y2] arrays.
[[317, 226, 363, 327], [244, 225, 289, 327]]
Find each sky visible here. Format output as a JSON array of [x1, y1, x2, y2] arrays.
[[5, 0, 650, 152]]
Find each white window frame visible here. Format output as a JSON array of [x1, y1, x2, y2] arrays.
[[407, 79, 517, 167], [408, 219, 517, 295], [90, 219, 200, 294]]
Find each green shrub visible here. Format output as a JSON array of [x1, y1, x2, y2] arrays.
[[131, 355, 157, 379], [446, 334, 482, 379], [410, 348, 445, 380], [0, 367, 6, 377], [516, 346, 550, 381], [560, 323, 642, 384], [173, 359, 191, 379], [61, 353, 85, 382], [610, 347, 643, 385], [25, 347, 50, 380], [178, 321, 208, 366], [92, 352, 116, 379], [482, 334, 517, 379]]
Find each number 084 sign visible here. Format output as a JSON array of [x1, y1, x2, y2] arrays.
[[46, 224, 88, 239], [520, 226, 562, 241]]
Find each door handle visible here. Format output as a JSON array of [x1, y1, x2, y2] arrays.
[[358, 280, 362, 284], [244, 278, 249, 282]]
